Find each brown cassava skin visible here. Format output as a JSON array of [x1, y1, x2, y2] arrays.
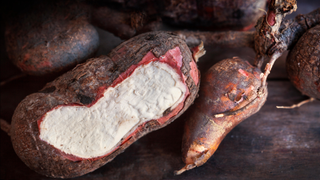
[[4, 1, 99, 76], [253, 5, 320, 67], [90, 0, 267, 40], [160, 0, 267, 31], [90, 1, 161, 40], [10, 31, 200, 178], [180, 57, 267, 172], [286, 25, 320, 99]]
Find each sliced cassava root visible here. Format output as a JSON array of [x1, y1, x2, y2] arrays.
[[175, 57, 268, 175], [10, 32, 201, 178], [39, 58, 187, 159]]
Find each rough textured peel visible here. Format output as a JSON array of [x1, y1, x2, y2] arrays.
[[4, 1, 99, 75], [160, 0, 267, 31], [10, 31, 200, 178], [176, 57, 268, 174], [286, 25, 320, 99]]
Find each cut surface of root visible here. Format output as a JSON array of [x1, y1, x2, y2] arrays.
[[39, 49, 188, 159]]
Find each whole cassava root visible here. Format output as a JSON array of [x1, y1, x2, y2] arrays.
[[175, 0, 320, 174], [255, 2, 320, 105], [4, 1, 99, 76], [175, 57, 268, 175], [176, 6, 320, 62], [192, 4, 320, 101], [159, 0, 267, 31], [286, 25, 320, 99], [90, 0, 267, 40], [178, 4, 320, 100], [10, 31, 202, 178]]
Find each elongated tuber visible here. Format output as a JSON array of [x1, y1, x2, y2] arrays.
[[175, 0, 309, 174], [90, 0, 267, 40], [175, 57, 268, 174], [159, 0, 267, 31], [10, 31, 202, 178], [4, 1, 99, 76]]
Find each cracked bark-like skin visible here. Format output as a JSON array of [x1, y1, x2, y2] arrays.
[[160, 0, 267, 30], [5, 1, 99, 76], [10, 32, 200, 178], [254, 7, 319, 60], [179, 57, 268, 173], [286, 25, 320, 99]]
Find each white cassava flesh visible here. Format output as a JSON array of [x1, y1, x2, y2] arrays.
[[39, 61, 187, 158]]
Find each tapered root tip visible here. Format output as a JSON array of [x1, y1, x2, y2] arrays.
[[174, 164, 196, 175], [174, 167, 187, 175]]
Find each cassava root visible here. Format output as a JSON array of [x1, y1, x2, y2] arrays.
[[175, 0, 320, 175], [4, 1, 99, 76], [176, 56, 268, 175], [9, 31, 202, 178]]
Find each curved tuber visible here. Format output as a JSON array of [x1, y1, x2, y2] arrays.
[[4, 1, 100, 76], [10, 31, 202, 178], [176, 57, 268, 175]]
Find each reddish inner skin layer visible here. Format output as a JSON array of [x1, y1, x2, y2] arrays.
[[37, 47, 191, 162], [267, 10, 276, 26], [189, 61, 199, 85]]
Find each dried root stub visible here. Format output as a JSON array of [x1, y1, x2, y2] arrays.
[[286, 25, 320, 99], [10, 32, 201, 178], [176, 57, 267, 175], [4, 1, 99, 76]]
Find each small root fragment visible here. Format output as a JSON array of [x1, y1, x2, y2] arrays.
[[174, 163, 196, 175], [0, 73, 27, 86], [276, 97, 315, 109], [0, 118, 11, 136], [191, 41, 206, 62]]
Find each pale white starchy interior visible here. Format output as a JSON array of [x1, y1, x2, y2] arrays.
[[39, 61, 187, 158]]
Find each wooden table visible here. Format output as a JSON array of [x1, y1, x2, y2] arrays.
[[1, 1, 319, 179]]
